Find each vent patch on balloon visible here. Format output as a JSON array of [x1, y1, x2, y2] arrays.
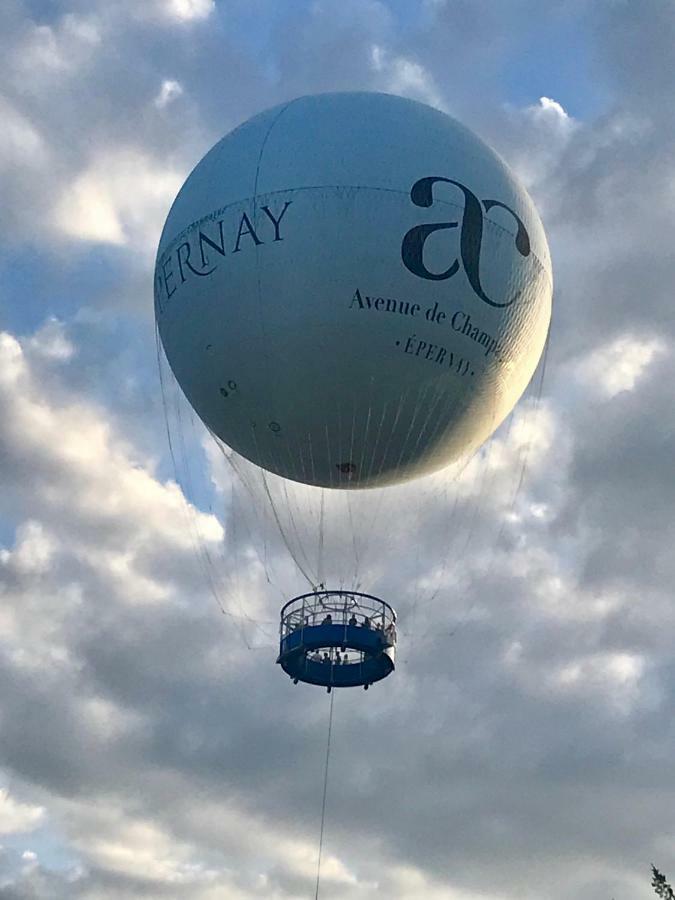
[[337, 462, 357, 477]]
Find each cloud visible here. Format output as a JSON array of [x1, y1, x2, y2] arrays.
[[159, 0, 216, 24], [0, 790, 45, 836], [52, 150, 183, 253], [575, 334, 666, 398], [26, 319, 76, 363], [1, 2, 675, 898], [0, 328, 223, 618], [8, 14, 102, 86], [155, 78, 185, 109], [369, 43, 444, 108], [0, 96, 47, 170]]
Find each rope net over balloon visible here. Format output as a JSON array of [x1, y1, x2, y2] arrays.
[[155, 320, 551, 660]]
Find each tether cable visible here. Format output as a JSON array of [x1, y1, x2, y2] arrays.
[[315, 690, 335, 900]]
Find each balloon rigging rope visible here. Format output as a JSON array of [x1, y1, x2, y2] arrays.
[[156, 331, 213, 600], [249, 425, 317, 588], [346, 488, 360, 588], [224, 472, 279, 643], [445, 396, 502, 570], [365, 372, 457, 582], [349, 392, 387, 577], [352, 409, 389, 579], [401, 406, 497, 658], [359, 376, 446, 588], [288, 433, 321, 571], [282, 475, 315, 578], [260, 468, 315, 589], [443, 324, 552, 643], [354, 386, 408, 572], [213, 437, 284, 596], [411, 316, 553, 649], [400, 376, 465, 618], [263, 430, 318, 582], [482, 317, 553, 572], [155, 329, 279, 650], [360, 375, 458, 601], [370, 380, 437, 575], [282, 434, 322, 584], [318, 488, 326, 587], [226, 478, 270, 642], [160, 347, 279, 641], [346, 397, 361, 587], [315, 690, 335, 900], [177, 401, 249, 629]]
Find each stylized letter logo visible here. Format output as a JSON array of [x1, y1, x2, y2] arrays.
[[401, 177, 531, 308]]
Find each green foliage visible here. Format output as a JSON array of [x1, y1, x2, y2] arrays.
[[652, 865, 675, 899]]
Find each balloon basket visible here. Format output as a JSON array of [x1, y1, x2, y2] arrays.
[[277, 590, 396, 691]]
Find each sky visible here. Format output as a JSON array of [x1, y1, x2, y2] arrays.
[[1, 1, 675, 898]]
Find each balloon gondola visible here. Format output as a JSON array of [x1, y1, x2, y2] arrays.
[[277, 590, 396, 692]]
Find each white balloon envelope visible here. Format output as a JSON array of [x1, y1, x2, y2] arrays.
[[155, 92, 552, 488]]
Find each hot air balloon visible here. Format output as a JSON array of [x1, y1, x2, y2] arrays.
[[154, 92, 552, 690]]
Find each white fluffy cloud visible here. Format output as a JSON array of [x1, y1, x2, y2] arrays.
[[162, 0, 216, 23], [53, 150, 183, 253], [0, 789, 45, 836], [370, 43, 444, 108], [155, 78, 185, 109], [0, 328, 223, 614], [9, 15, 102, 86], [576, 334, 666, 398], [27, 318, 76, 363], [0, 96, 47, 170]]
